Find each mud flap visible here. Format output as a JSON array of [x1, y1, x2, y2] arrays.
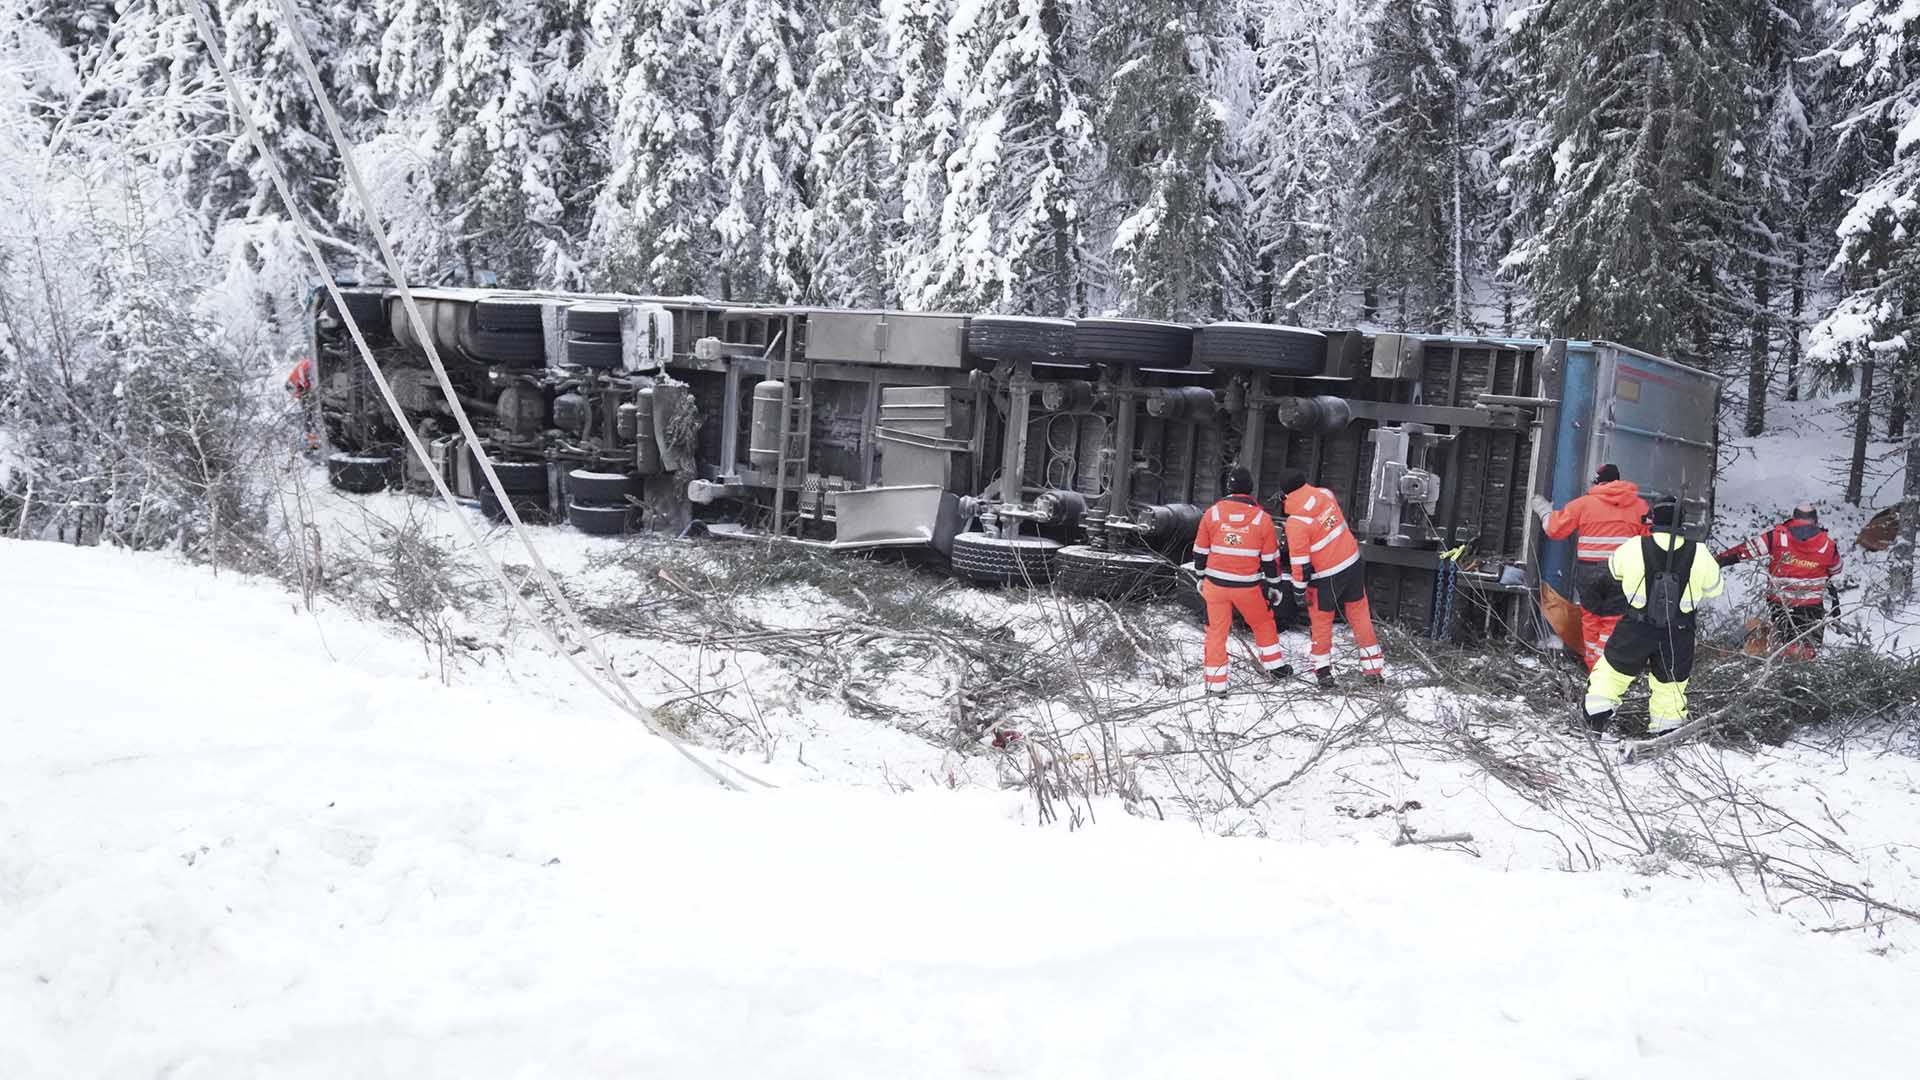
[[830, 485, 958, 551], [1539, 582, 1585, 657]]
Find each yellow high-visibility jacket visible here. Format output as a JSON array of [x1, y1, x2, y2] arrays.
[[1608, 531, 1724, 615]]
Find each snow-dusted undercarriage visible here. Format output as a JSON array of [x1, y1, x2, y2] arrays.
[[311, 286, 1722, 640]]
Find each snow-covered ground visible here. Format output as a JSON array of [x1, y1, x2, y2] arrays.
[[5, 531, 1920, 1076]]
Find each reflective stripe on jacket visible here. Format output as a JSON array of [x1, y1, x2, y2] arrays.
[[1542, 481, 1650, 563], [1717, 523, 1842, 608], [1610, 532, 1724, 614], [1192, 495, 1281, 588], [1282, 485, 1361, 588]]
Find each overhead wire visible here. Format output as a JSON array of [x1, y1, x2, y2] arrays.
[[188, 2, 754, 792]]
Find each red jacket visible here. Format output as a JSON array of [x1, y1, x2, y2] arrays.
[[1717, 522, 1842, 607], [1192, 495, 1281, 589], [286, 356, 315, 396], [1543, 481, 1649, 563], [1282, 485, 1360, 588]]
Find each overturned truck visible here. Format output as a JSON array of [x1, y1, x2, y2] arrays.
[[310, 287, 1721, 641]]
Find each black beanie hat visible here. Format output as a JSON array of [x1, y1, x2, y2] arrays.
[[1647, 500, 1682, 529], [1223, 465, 1254, 495], [1277, 468, 1308, 495], [1595, 463, 1621, 484]]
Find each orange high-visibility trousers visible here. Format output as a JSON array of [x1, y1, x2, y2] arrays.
[[1581, 610, 1623, 670], [1307, 595, 1384, 677], [1202, 581, 1286, 693]]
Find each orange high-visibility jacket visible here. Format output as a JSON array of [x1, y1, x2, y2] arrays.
[[1192, 495, 1282, 588], [1282, 485, 1360, 589], [1542, 480, 1649, 563], [286, 356, 315, 396], [1717, 521, 1842, 607]]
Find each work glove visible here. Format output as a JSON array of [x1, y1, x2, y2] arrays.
[[1264, 583, 1284, 607], [1529, 494, 1554, 521], [1827, 583, 1841, 616]]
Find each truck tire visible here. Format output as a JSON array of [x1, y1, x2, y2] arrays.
[[479, 487, 552, 525], [1054, 545, 1175, 599], [567, 501, 635, 536], [567, 469, 638, 504], [567, 304, 623, 338], [1192, 323, 1326, 375], [566, 334, 624, 370], [479, 458, 548, 495], [965, 316, 1077, 366], [1073, 318, 1194, 367], [337, 291, 391, 340], [474, 297, 545, 333], [459, 321, 547, 367], [949, 532, 1062, 587], [326, 452, 392, 494]]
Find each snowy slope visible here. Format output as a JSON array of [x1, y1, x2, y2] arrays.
[[3, 538, 1919, 1078]]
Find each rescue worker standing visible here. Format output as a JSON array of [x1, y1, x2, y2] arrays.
[[1583, 501, 1724, 736], [1531, 464, 1649, 669], [1277, 469, 1384, 687], [1715, 504, 1843, 660], [286, 356, 319, 451], [1192, 466, 1291, 694]]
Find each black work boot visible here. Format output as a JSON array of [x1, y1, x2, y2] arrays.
[[1315, 668, 1337, 690], [1581, 708, 1615, 735], [1266, 663, 1294, 681]]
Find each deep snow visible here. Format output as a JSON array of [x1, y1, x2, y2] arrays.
[[4, 537, 1920, 1077]]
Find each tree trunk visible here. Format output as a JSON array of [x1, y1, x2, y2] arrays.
[[1787, 200, 1806, 403], [1893, 370, 1920, 600], [1848, 347, 1875, 506], [1890, 366, 1909, 440], [1746, 258, 1770, 437]]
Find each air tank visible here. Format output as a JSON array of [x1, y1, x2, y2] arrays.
[[749, 379, 788, 472], [631, 390, 662, 476]]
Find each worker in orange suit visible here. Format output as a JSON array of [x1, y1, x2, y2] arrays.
[[1192, 466, 1291, 694], [1531, 464, 1649, 669], [286, 356, 319, 451], [1277, 469, 1384, 688]]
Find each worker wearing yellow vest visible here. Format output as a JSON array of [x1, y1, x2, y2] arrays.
[[1583, 501, 1724, 736]]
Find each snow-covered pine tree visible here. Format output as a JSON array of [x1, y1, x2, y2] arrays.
[[371, 0, 602, 287], [808, 0, 898, 307], [711, 0, 820, 303], [1733, 0, 1820, 436], [880, 0, 953, 308], [213, 0, 339, 226], [1092, 0, 1254, 321], [927, 0, 1096, 316], [1242, 0, 1368, 325], [586, 0, 723, 295], [1354, 0, 1477, 332], [1496, 0, 1756, 367], [1808, 0, 1920, 595]]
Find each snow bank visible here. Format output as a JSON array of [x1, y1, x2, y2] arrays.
[[3, 538, 1918, 1076]]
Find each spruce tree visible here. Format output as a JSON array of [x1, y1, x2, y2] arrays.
[[1243, 0, 1368, 325], [1497, 0, 1756, 364], [587, 0, 723, 295], [809, 0, 897, 307], [927, 0, 1096, 316], [1092, 0, 1254, 321], [1810, 0, 1920, 594], [880, 0, 954, 308], [1354, 0, 1477, 332], [712, 0, 820, 303]]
